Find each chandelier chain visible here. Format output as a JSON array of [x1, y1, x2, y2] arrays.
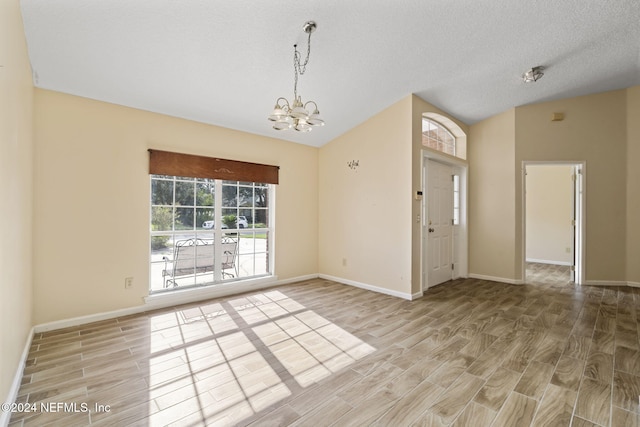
[[268, 20, 324, 132], [293, 30, 312, 100]]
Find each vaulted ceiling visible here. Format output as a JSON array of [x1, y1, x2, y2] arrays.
[[20, 0, 640, 147]]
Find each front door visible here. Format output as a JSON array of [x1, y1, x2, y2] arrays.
[[427, 160, 454, 287]]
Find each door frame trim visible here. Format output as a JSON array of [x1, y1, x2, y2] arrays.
[[521, 161, 586, 285], [422, 151, 469, 291]]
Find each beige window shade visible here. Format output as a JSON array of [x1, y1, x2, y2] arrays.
[[148, 149, 279, 184]]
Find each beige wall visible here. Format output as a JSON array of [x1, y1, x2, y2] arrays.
[[515, 90, 628, 282], [468, 109, 518, 280], [470, 90, 630, 283], [0, 0, 34, 406], [318, 96, 413, 295], [525, 165, 573, 264], [32, 90, 318, 324], [627, 86, 640, 284]]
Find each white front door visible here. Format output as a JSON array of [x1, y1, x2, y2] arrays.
[[427, 160, 454, 287]]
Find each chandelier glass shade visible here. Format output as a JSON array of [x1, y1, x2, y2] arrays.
[[522, 66, 545, 83], [269, 97, 323, 132], [268, 21, 324, 132]]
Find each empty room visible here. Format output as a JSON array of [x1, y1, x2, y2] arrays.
[[2, 1, 640, 426]]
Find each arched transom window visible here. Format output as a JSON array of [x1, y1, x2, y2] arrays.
[[422, 118, 456, 157]]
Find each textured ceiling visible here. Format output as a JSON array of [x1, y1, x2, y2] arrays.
[[19, 0, 640, 147]]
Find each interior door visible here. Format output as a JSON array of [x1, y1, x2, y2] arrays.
[[572, 165, 584, 284], [570, 168, 577, 283], [427, 160, 454, 287]]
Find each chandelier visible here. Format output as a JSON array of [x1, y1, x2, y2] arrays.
[[522, 66, 545, 83], [268, 21, 324, 132]]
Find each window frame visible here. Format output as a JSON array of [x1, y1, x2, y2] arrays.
[[453, 174, 460, 226], [422, 118, 457, 158], [149, 174, 275, 294]]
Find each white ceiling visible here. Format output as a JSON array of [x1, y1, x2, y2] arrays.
[[20, 0, 640, 147]]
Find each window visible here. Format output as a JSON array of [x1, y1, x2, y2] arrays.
[[422, 118, 456, 157], [453, 174, 460, 225], [221, 180, 271, 279], [148, 150, 277, 293]]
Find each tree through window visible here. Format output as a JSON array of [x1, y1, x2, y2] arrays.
[[148, 150, 277, 293]]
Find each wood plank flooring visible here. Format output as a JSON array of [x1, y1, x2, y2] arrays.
[[9, 272, 640, 426]]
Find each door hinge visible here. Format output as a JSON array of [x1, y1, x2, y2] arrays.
[[452, 219, 454, 225], [451, 263, 454, 270], [571, 219, 576, 226], [570, 265, 575, 271], [452, 174, 455, 181], [571, 174, 576, 182]]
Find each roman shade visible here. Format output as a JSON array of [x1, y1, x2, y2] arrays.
[[148, 149, 279, 184]]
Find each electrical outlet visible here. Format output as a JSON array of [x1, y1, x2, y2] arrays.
[[124, 277, 134, 289]]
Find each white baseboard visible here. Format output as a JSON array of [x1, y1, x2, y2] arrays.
[[1, 326, 35, 427], [34, 274, 318, 333], [468, 275, 639, 289], [526, 258, 572, 266], [276, 274, 319, 285], [34, 304, 150, 333], [583, 280, 629, 287], [318, 274, 416, 300], [468, 273, 524, 285]]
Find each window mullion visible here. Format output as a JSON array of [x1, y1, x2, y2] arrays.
[[214, 179, 223, 282], [172, 178, 177, 234]]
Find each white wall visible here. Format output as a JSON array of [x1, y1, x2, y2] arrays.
[[525, 165, 573, 265]]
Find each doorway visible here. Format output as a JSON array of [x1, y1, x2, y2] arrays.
[[522, 162, 585, 285], [422, 154, 468, 290]]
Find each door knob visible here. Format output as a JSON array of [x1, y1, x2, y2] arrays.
[[429, 228, 435, 233]]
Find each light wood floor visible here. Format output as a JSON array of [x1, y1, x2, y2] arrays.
[[9, 274, 640, 426], [526, 262, 571, 286]]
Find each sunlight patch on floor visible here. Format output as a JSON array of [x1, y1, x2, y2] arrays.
[[145, 289, 375, 424]]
